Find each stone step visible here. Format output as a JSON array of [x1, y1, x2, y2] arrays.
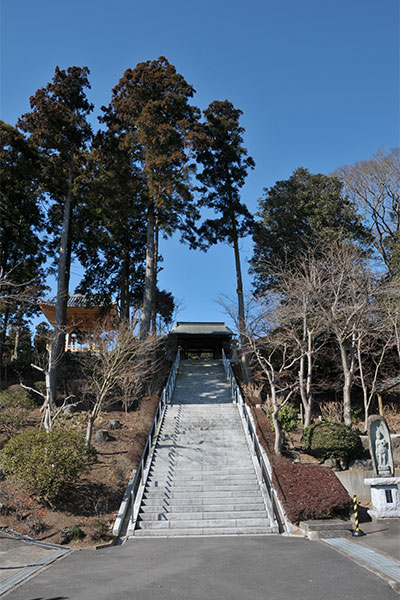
[[159, 431, 244, 438], [151, 460, 252, 468], [153, 448, 250, 457], [139, 502, 265, 513], [142, 489, 262, 500], [134, 526, 273, 537], [136, 517, 270, 530], [151, 460, 253, 470], [138, 510, 268, 521], [148, 468, 255, 478], [155, 441, 248, 448], [141, 496, 265, 508], [147, 476, 257, 485], [146, 482, 260, 492]]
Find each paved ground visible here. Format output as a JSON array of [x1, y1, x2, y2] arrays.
[[1, 528, 399, 599], [0, 530, 69, 596], [356, 519, 400, 560]]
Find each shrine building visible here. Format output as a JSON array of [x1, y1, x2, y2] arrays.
[[40, 294, 118, 352], [168, 321, 233, 359]]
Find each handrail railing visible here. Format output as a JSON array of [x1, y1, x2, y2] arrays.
[[221, 349, 290, 533], [112, 349, 180, 538]]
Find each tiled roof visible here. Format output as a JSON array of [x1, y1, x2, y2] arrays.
[[42, 294, 102, 308], [169, 322, 233, 336]]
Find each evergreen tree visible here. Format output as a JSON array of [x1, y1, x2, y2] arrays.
[[18, 66, 93, 403], [0, 121, 46, 373], [194, 100, 255, 381], [251, 168, 371, 293], [75, 128, 147, 320], [100, 57, 199, 338]]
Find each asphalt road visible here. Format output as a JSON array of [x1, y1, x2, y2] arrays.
[[4, 535, 399, 600]]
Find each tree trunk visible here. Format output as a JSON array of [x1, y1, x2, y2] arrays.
[[0, 307, 9, 377], [299, 325, 314, 427], [140, 199, 155, 339], [231, 217, 250, 383], [151, 218, 159, 334], [120, 240, 130, 321], [85, 412, 95, 445], [343, 374, 352, 426], [272, 404, 282, 456], [11, 324, 20, 361], [49, 167, 73, 404], [339, 330, 356, 427]]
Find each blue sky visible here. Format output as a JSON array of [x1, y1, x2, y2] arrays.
[[1, 0, 399, 330]]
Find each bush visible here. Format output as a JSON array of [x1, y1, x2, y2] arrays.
[[65, 525, 86, 542], [269, 403, 299, 432], [0, 409, 30, 439], [0, 429, 96, 502], [0, 389, 35, 409], [301, 421, 363, 461]]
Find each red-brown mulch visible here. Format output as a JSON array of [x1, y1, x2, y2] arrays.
[[272, 462, 351, 524], [246, 399, 352, 524]]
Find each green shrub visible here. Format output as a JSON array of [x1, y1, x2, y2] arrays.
[[0, 389, 35, 409], [0, 409, 29, 438], [0, 429, 96, 502], [269, 403, 299, 432], [65, 525, 86, 542], [301, 421, 363, 461]]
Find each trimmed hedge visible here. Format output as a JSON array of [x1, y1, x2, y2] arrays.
[[0, 429, 96, 502], [301, 421, 363, 461]]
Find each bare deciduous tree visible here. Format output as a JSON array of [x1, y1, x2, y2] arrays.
[[245, 302, 299, 455], [83, 317, 161, 444], [336, 148, 400, 274]]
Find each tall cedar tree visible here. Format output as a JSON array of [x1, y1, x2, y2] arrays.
[[100, 57, 199, 338], [0, 121, 46, 373], [75, 128, 148, 320], [251, 167, 371, 294], [75, 129, 175, 328], [18, 66, 93, 403], [195, 100, 255, 380]]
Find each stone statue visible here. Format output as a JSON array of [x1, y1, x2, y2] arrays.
[[368, 415, 394, 477], [375, 427, 389, 471]]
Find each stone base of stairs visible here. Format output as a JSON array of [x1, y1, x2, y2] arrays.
[[130, 361, 276, 538]]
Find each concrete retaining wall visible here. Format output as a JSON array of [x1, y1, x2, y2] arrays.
[[335, 468, 400, 504]]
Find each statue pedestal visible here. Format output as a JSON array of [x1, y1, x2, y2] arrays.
[[364, 477, 400, 519]]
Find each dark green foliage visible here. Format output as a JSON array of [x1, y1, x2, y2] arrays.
[[251, 167, 371, 293], [0, 409, 29, 439], [0, 122, 47, 370], [269, 403, 299, 432], [194, 100, 254, 379], [63, 525, 86, 542], [0, 429, 96, 502], [301, 421, 363, 461], [18, 65, 94, 403], [75, 129, 147, 319], [101, 57, 200, 336], [195, 100, 255, 248], [0, 389, 35, 409]]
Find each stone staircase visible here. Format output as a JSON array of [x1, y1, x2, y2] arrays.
[[133, 360, 274, 537]]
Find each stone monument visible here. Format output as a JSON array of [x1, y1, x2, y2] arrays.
[[364, 415, 400, 519]]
